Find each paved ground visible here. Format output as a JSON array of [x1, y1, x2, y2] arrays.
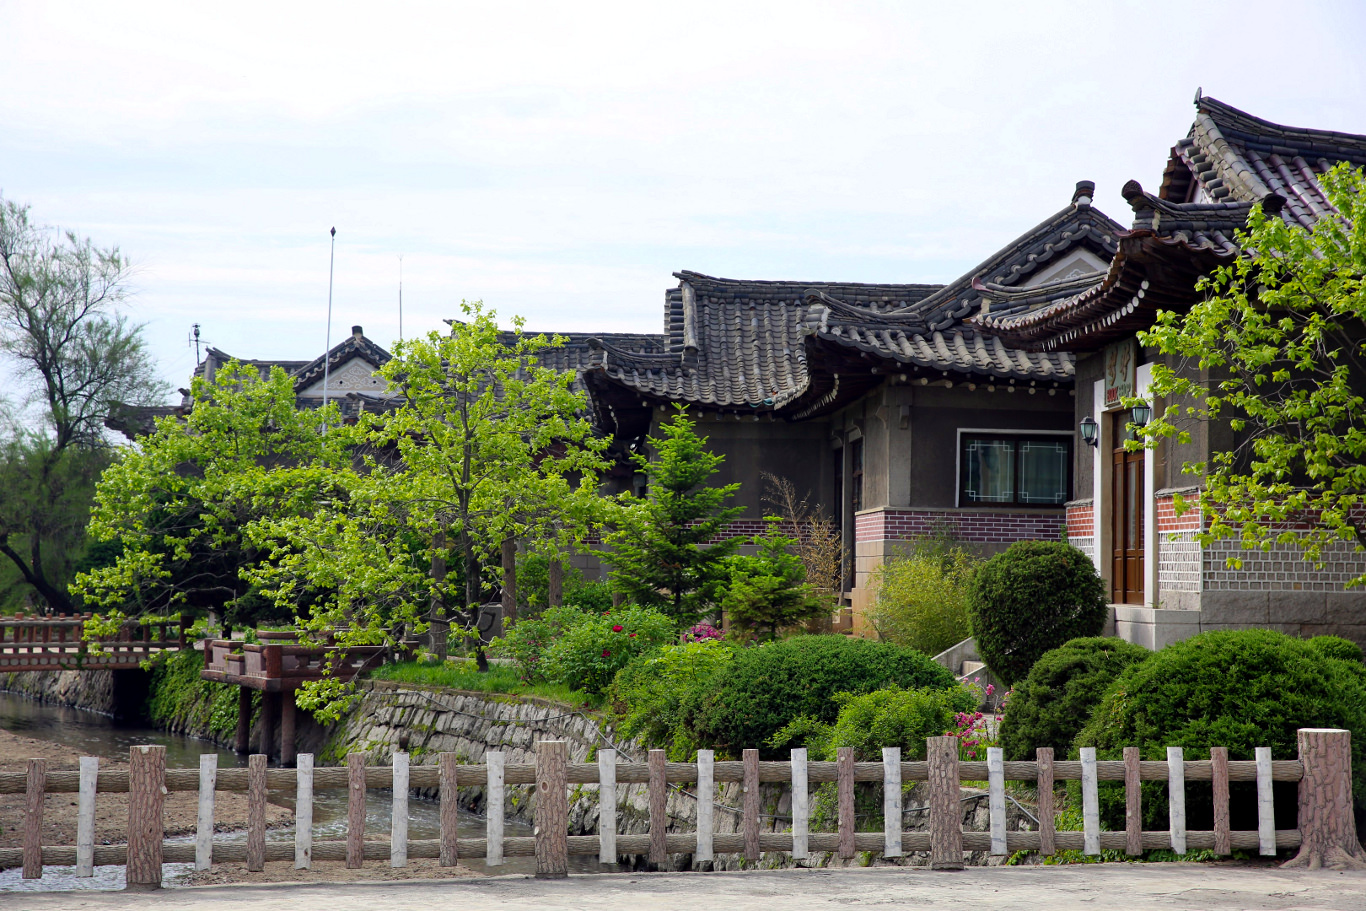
[[9, 865, 1366, 911]]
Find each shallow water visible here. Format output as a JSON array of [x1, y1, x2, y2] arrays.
[[0, 690, 600, 891]]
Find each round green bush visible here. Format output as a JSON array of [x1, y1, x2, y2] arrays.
[[998, 636, 1150, 761], [607, 639, 734, 759], [1074, 628, 1366, 832], [681, 635, 958, 758], [540, 605, 676, 695], [966, 541, 1107, 685], [1308, 634, 1364, 664]]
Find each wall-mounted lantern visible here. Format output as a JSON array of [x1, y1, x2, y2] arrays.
[[1131, 400, 1153, 428], [1080, 415, 1099, 447]]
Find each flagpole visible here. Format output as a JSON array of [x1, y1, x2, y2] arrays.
[[322, 227, 336, 409]]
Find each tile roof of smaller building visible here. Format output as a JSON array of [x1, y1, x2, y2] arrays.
[[582, 183, 1122, 418]]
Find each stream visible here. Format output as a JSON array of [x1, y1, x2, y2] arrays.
[[0, 690, 599, 892]]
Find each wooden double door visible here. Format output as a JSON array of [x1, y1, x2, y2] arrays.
[[1111, 412, 1144, 605]]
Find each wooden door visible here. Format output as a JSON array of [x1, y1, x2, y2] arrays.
[[1110, 412, 1145, 605]]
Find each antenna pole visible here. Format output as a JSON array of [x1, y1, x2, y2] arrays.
[[322, 227, 336, 410], [398, 254, 404, 342]]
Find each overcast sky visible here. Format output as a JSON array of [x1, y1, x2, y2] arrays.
[[3, 1, 1366, 395]]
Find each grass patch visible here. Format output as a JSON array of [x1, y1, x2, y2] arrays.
[[370, 660, 601, 709]]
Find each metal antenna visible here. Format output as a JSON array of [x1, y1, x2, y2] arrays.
[[322, 227, 336, 410], [398, 254, 404, 342], [189, 323, 201, 363]]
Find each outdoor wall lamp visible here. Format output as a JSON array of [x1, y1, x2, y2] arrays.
[[1131, 400, 1153, 428], [1079, 415, 1099, 447]]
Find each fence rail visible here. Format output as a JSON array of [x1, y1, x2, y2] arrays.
[[1, 729, 1356, 887]]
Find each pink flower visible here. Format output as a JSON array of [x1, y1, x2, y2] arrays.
[[986, 684, 995, 696], [601, 649, 611, 657], [629, 633, 637, 638], [612, 624, 624, 632]]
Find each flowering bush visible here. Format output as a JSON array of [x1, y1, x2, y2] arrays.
[[492, 605, 589, 684], [684, 623, 724, 642], [539, 605, 675, 695], [946, 678, 1009, 761]]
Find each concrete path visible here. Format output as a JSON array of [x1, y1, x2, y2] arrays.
[[9, 865, 1366, 911]]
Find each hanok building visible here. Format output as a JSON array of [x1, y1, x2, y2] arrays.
[[976, 93, 1366, 649], [578, 183, 1126, 631]]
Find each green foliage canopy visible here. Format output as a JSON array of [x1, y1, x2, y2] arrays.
[[868, 544, 974, 657], [724, 518, 824, 641]]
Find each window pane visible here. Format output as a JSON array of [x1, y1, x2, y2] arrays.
[[1019, 439, 1070, 504], [963, 439, 1015, 503]]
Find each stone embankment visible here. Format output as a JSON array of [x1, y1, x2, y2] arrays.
[[328, 680, 1033, 870], [0, 668, 120, 714]]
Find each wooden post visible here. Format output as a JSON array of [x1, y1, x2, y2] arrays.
[[234, 687, 252, 754], [295, 754, 314, 870], [1037, 747, 1055, 856], [1167, 746, 1186, 855], [534, 740, 569, 879], [1211, 746, 1231, 856], [196, 754, 217, 871], [597, 748, 617, 865], [76, 756, 97, 877], [1123, 746, 1142, 856], [23, 758, 45, 879], [247, 753, 267, 871], [280, 691, 297, 768], [648, 748, 668, 866], [884, 746, 903, 858], [127, 745, 166, 890], [501, 536, 518, 624], [1283, 728, 1366, 869], [391, 751, 410, 868], [928, 736, 961, 870], [986, 747, 1005, 857], [547, 558, 563, 608], [1080, 747, 1100, 856], [439, 752, 459, 867], [486, 751, 505, 866], [790, 748, 809, 860], [837, 746, 856, 860], [346, 753, 366, 869], [696, 749, 714, 864], [743, 748, 760, 861], [260, 692, 279, 760]]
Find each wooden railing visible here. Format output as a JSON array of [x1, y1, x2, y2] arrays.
[[0, 614, 189, 672], [201, 638, 388, 691], [0, 730, 1356, 887]]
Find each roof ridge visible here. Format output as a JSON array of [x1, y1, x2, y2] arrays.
[[1198, 94, 1366, 148]]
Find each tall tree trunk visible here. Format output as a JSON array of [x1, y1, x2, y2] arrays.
[[547, 557, 563, 608], [501, 536, 518, 624], [427, 531, 448, 660], [463, 530, 488, 672], [0, 535, 72, 613]]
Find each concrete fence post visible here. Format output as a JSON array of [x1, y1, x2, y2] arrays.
[[535, 740, 569, 879], [1283, 728, 1366, 870]]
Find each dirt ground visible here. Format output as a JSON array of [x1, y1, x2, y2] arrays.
[[175, 858, 479, 886]]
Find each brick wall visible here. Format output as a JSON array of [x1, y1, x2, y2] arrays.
[[1065, 500, 1094, 564], [855, 508, 1065, 545]]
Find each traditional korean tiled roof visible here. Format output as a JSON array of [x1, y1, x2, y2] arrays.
[[974, 93, 1366, 352], [288, 327, 393, 393], [583, 184, 1121, 418]]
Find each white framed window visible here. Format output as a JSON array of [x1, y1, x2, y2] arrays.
[[956, 430, 1073, 507]]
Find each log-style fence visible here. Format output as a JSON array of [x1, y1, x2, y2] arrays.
[[0, 729, 1357, 887]]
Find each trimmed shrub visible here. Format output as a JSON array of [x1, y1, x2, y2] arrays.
[[682, 635, 959, 758], [539, 605, 676, 695], [868, 545, 974, 657], [1074, 629, 1366, 832], [966, 541, 1107, 685], [998, 636, 1150, 761], [772, 685, 978, 761], [607, 639, 734, 759], [1308, 634, 1364, 664]]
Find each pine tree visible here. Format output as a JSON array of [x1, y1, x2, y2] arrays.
[[607, 408, 744, 628], [725, 518, 824, 641]]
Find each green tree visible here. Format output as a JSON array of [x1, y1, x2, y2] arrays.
[[0, 196, 166, 612], [74, 362, 349, 624], [606, 407, 744, 628], [724, 518, 824, 641], [1140, 164, 1366, 580], [868, 543, 974, 656], [246, 301, 610, 677]]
